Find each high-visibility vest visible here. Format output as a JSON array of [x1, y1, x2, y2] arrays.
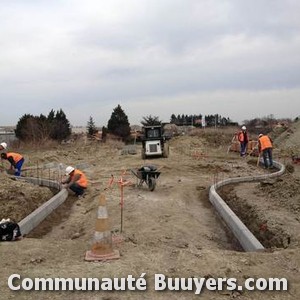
[[259, 135, 272, 151], [238, 131, 248, 142], [7, 152, 23, 163], [70, 169, 88, 188], [238, 131, 244, 142]]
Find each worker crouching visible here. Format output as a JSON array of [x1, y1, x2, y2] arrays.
[[61, 166, 88, 198]]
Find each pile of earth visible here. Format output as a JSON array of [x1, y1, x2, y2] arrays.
[[274, 119, 300, 157], [219, 170, 300, 250], [257, 173, 300, 213], [0, 173, 54, 222]]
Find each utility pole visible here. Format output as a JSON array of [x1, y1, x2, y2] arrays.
[[202, 117, 206, 129], [215, 114, 217, 129]]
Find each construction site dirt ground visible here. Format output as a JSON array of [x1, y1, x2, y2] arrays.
[[0, 126, 300, 300]]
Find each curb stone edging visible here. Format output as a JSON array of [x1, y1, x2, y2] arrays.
[[15, 177, 68, 236], [209, 160, 285, 252]]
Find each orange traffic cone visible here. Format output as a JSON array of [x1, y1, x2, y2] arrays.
[[85, 194, 120, 261]]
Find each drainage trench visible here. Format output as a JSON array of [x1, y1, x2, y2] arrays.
[[209, 160, 285, 252], [14, 160, 286, 252], [199, 187, 243, 252], [26, 196, 75, 238], [218, 184, 291, 249], [17, 163, 90, 237], [17, 177, 68, 236], [17, 175, 240, 252]]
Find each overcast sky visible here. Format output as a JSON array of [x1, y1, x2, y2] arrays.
[[0, 0, 299, 127]]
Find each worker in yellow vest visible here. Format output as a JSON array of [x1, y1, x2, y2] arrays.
[[1, 152, 24, 176], [258, 134, 273, 168], [61, 166, 88, 198]]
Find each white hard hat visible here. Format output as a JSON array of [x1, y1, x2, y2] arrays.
[[65, 166, 75, 175], [0, 142, 7, 149], [258, 133, 263, 138], [241, 126, 246, 130]]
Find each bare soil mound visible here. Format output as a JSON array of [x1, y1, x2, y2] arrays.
[[275, 119, 300, 156], [219, 171, 300, 249], [0, 173, 54, 222]]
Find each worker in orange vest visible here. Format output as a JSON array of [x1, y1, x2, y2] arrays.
[[258, 134, 273, 168], [238, 126, 249, 157], [61, 166, 88, 198], [1, 152, 24, 176]]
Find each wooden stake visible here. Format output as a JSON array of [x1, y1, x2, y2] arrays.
[[227, 134, 236, 154]]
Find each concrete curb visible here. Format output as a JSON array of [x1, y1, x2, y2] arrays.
[[16, 177, 68, 235], [209, 160, 285, 252]]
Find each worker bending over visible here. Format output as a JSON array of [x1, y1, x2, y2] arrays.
[[1, 152, 24, 176], [61, 166, 88, 198], [258, 133, 273, 169]]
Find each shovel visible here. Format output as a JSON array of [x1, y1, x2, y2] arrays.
[[257, 153, 261, 166]]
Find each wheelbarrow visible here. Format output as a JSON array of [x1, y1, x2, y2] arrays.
[[130, 165, 161, 191]]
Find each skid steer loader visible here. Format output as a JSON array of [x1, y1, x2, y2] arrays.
[[141, 125, 169, 159]]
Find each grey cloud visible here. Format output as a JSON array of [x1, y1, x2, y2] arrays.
[[226, 0, 300, 38], [0, 0, 300, 125]]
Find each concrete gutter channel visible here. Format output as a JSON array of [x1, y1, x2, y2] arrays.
[[209, 160, 285, 252], [16, 163, 90, 236], [16, 177, 68, 236], [14, 160, 284, 252]]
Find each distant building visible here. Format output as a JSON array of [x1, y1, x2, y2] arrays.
[[71, 126, 86, 134], [0, 129, 17, 146]]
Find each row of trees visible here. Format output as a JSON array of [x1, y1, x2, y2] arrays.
[[15, 109, 71, 142], [244, 115, 292, 134], [170, 114, 234, 127], [15, 104, 237, 143], [87, 108, 235, 141], [15, 105, 131, 143], [87, 105, 131, 140]]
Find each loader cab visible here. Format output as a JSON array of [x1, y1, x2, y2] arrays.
[[141, 125, 169, 159], [145, 126, 162, 139]]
